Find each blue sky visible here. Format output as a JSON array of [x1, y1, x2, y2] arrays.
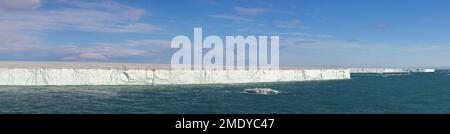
[[1, 0, 450, 67]]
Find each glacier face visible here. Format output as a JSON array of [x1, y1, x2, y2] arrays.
[[349, 68, 435, 74], [0, 68, 350, 86], [349, 68, 408, 73]]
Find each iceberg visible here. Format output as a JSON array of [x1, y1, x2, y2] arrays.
[[244, 88, 280, 95]]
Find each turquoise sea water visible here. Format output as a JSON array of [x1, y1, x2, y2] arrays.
[[1, 70, 450, 114]]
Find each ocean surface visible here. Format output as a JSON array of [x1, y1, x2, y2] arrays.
[[1, 70, 450, 114]]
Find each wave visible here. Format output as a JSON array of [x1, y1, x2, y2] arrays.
[[62, 87, 119, 97], [380, 73, 411, 77]]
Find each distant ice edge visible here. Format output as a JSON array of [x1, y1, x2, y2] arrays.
[[349, 68, 436, 74], [0, 69, 351, 86]]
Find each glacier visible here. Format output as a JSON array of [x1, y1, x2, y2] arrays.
[[349, 68, 435, 74], [0, 62, 438, 86], [0, 68, 351, 85]]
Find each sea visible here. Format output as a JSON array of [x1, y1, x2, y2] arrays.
[[1, 70, 450, 114]]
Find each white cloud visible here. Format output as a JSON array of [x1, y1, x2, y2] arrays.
[[59, 39, 172, 61], [208, 14, 252, 22], [55, 0, 148, 21], [0, 0, 40, 11], [60, 44, 145, 60], [280, 32, 335, 39], [276, 19, 309, 29], [0, 0, 161, 56], [207, 6, 269, 23], [0, 0, 158, 33], [0, 1, 172, 63], [278, 32, 450, 67], [282, 35, 361, 49], [399, 45, 450, 53], [125, 39, 171, 47], [0, 33, 43, 51], [373, 23, 387, 30], [63, 52, 108, 61], [125, 8, 146, 21], [234, 6, 269, 15]]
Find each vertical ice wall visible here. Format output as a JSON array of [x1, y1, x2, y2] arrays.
[[349, 68, 436, 73], [0, 68, 350, 85]]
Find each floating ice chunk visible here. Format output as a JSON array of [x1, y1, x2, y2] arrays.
[[244, 88, 279, 95]]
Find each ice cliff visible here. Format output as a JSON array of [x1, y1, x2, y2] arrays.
[[350, 68, 435, 73], [0, 68, 350, 86], [1, 62, 438, 86]]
